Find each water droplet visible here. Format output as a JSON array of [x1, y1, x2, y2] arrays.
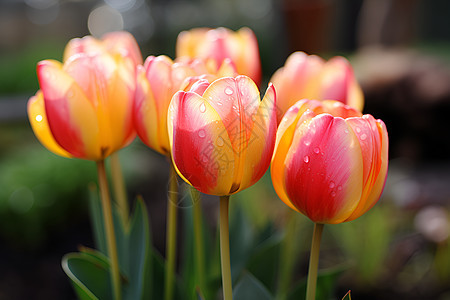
[[217, 101, 223, 106], [199, 102, 206, 113], [225, 87, 233, 95], [329, 181, 335, 189], [304, 140, 311, 146], [202, 156, 209, 163], [330, 191, 336, 197], [344, 128, 349, 134], [217, 137, 224, 147], [360, 133, 367, 140], [198, 129, 206, 138], [337, 185, 342, 191], [313, 147, 320, 154], [35, 115, 43, 122], [356, 127, 361, 133], [303, 155, 309, 163]]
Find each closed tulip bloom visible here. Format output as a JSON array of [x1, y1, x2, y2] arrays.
[[168, 75, 277, 196], [271, 99, 388, 224], [270, 52, 364, 122], [28, 52, 136, 161], [176, 27, 261, 86], [134, 55, 237, 156], [63, 31, 143, 66]]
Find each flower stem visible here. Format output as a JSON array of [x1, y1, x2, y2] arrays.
[[110, 153, 129, 226], [219, 195, 233, 300], [165, 162, 178, 300], [306, 223, 324, 300], [191, 187, 206, 294], [96, 160, 121, 300]]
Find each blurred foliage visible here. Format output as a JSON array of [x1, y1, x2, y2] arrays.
[[0, 38, 64, 95], [0, 129, 96, 248]]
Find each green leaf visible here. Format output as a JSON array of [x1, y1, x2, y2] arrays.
[[229, 206, 255, 283], [122, 198, 152, 300], [62, 251, 112, 300], [87, 184, 107, 254], [247, 233, 283, 291], [233, 271, 274, 300]]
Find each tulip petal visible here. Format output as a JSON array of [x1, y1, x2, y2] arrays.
[[237, 83, 277, 193], [168, 91, 235, 195], [27, 91, 72, 158], [38, 60, 100, 159], [102, 31, 143, 66], [284, 114, 364, 224], [345, 117, 389, 221], [134, 67, 164, 154]]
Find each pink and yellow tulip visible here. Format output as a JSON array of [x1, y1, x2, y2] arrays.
[[270, 51, 364, 122], [271, 99, 388, 224], [63, 31, 143, 66], [167, 75, 277, 196], [176, 27, 261, 86], [28, 52, 136, 161], [134, 55, 237, 156]]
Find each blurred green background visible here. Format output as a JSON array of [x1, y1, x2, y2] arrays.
[[2, 0, 450, 299]]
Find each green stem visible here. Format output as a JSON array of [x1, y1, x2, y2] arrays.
[[306, 223, 324, 300], [96, 160, 121, 300], [219, 195, 233, 300], [191, 187, 206, 294], [276, 210, 298, 300], [110, 153, 129, 226], [165, 162, 178, 300]]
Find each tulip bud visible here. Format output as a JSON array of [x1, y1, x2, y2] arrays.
[[168, 76, 277, 195], [270, 52, 364, 122], [271, 99, 388, 224], [176, 27, 261, 86]]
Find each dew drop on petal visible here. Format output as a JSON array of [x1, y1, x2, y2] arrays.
[[360, 133, 367, 140], [217, 101, 223, 106], [304, 140, 311, 146], [303, 155, 309, 163], [356, 127, 361, 133], [217, 137, 224, 147], [330, 191, 336, 197], [225, 87, 233, 95], [35, 115, 43, 122], [329, 181, 335, 189], [313, 147, 320, 154], [199, 102, 206, 113], [198, 129, 206, 138], [337, 185, 342, 191], [344, 128, 349, 134]]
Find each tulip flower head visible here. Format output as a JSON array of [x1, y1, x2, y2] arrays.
[[28, 52, 136, 161], [270, 51, 364, 122], [271, 99, 388, 224], [176, 27, 261, 86], [63, 31, 143, 66], [168, 75, 277, 196], [134, 55, 237, 156]]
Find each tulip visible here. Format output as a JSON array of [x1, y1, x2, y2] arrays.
[[28, 52, 136, 161], [63, 31, 143, 66], [271, 99, 388, 300], [176, 27, 262, 86], [134, 55, 237, 156], [270, 51, 364, 122], [271, 99, 388, 224], [168, 75, 277, 196], [168, 75, 277, 300]]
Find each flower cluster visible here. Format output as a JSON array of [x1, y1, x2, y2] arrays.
[[27, 28, 389, 300]]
